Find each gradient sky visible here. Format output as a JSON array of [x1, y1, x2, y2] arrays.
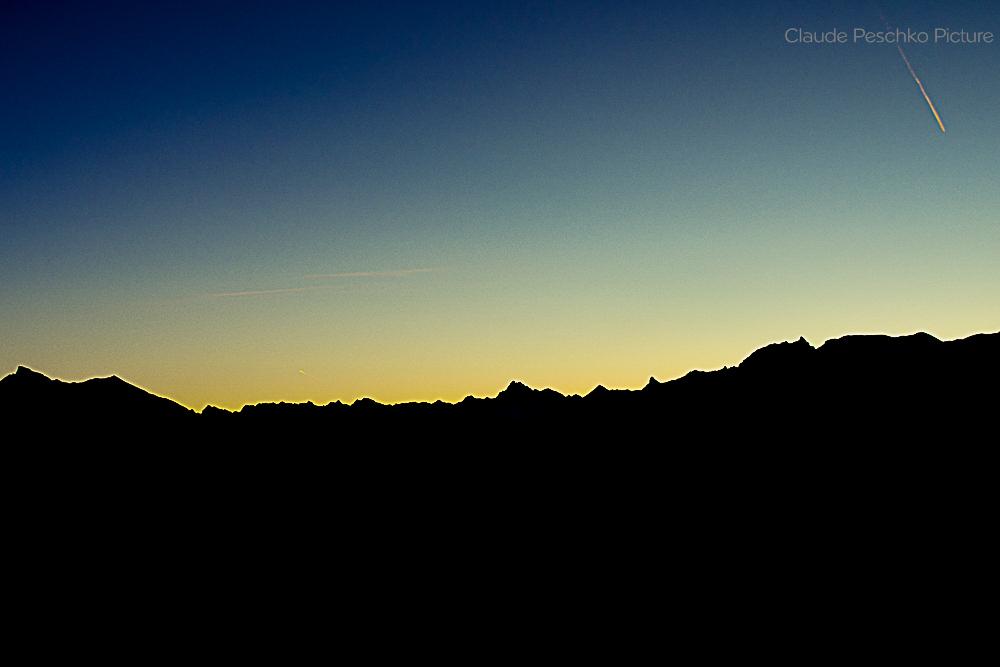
[[2, 1, 997, 410]]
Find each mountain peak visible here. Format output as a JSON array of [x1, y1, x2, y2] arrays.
[[585, 384, 610, 398], [739, 336, 815, 372], [1, 366, 55, 392], [499, 381, 534, 397]]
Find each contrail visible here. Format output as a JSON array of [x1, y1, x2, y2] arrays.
[[300, 268, 440, 279], [207, 286, 336, 297], [196, 268, 439, 300], [875, 3, 945, 132], [895, 44, 946, 132]]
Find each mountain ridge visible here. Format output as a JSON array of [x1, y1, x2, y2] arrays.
[[2, 330, 996, 442]]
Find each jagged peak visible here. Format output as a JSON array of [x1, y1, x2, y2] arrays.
[[641, 376, 661, 391], [1, 365, 55, 388], [498, 380, 534, 397], [12, 365, 54, 381], [739, 336, 815, 370], [586, 384, 610, 398], [352, 397, 383, 407]]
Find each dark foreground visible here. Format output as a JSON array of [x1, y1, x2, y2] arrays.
[[4, 331, 995, 654]]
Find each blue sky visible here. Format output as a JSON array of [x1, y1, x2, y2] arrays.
[[2, 1, 997, 409]]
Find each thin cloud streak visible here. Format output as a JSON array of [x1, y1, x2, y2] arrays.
[[193, 268, 439, 300], [207, 286, 337, 298], [300, 268, 440, 278]]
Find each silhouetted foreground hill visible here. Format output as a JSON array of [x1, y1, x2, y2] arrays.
[[2, 330, 996, 442], [6, 332, 994, 646]]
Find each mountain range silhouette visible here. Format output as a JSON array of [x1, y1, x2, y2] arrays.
[[3, 330, 995, 442], [6, 330, 993, 641]]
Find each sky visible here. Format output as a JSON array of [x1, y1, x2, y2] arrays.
[[2, 0, 997, 411]]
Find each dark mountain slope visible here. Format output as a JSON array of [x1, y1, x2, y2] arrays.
[[1, 366, 196, 435]]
